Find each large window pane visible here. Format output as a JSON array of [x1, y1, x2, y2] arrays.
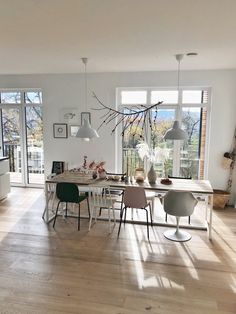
[[181, 107, 202, 178], [151, 91, 178, 104], [151, 109, 175, 177], [122, 109, 144, 175], [121, 91, 147, 105], [24, 91, 42, 104], [1, 92, 21, 104], [25, 106, 44, 184], [182, 90, 208, 104], [1, 108, 23, 183]]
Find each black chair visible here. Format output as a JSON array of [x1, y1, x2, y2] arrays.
[[166, 176, 192, 224], [53, 182, 90, 230]]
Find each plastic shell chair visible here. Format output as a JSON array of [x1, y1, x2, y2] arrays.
[[53, 182, 90, 230], [118, 186, 153, 240], [163, 190, 197, 242], [88, 185, 116, 233]]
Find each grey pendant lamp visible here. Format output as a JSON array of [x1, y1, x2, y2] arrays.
[[164, 54, 188, 141], [76, 57, 99, 141]]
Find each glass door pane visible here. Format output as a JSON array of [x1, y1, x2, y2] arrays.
[[181, 107, 202, 178], [151, 108, 175, 177], [1, 108, 23, 184], [25, 106, 44, 184]]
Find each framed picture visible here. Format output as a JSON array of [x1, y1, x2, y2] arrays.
[[81, 112, 91, 124], [60, 108, 79, 124], [53, 123, 68, 138], [70, 125, 80, 137]]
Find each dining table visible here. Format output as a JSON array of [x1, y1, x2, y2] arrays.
[[43, 171, 214, 239]]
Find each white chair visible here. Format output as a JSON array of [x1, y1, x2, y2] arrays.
[[163, 190, 197, 242], [88, 185, 116, 233], [118, 186, 153, 240]]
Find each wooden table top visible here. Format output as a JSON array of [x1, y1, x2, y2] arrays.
[[46, 171, 213, 195]]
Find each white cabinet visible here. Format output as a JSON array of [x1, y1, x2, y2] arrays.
[[0, 159, 10, 200]]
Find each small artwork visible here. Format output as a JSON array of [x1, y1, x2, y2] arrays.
[[70, 125, 80, 137], [60, 108, 79, 124], [53, 123, 68, 138], [81, 112, 91, 124]]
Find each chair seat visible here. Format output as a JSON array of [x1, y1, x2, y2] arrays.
[[92, 196, 117, 208]]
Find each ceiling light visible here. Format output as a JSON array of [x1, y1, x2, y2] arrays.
[[164, 54, 188, 141], [76, 58, 99, 141]]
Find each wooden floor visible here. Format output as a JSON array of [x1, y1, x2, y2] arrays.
[[0, 188, 236, 314]]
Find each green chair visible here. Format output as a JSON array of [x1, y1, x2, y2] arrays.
[[53, 182, 90, 230]]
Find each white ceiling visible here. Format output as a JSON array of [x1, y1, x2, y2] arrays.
[[0, 0, 236, 74]]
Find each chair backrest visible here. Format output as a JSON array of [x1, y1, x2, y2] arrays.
[[89, 185, 113, 207], [123, 186, 147, 208], [168, 175, 192, 180], [51, 161, 65, 175], [56, 182, 79, 203], [163, 190, 197, 217]]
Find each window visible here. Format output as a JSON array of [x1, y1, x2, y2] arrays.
[[118, 88, 210, 179]]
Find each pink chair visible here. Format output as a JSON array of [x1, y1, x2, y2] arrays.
[[117, 186, 153, 239]]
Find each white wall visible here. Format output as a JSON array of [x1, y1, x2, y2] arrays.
[[0, 69, 235, 201]]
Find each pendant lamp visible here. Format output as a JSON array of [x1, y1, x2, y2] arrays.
[[164, 54, 188, 141], [76, 58, 99, 141]]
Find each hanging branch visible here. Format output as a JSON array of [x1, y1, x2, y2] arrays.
[[92, 92, 162, 137]]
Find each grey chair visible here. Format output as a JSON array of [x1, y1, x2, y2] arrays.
[[117, 186, 153, 240], [163, 190, 197, 242]]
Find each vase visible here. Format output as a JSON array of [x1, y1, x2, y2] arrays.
[[99, 171, 106, 179], [147, 164, 157, 184]]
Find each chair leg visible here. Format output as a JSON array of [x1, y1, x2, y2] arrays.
[[87, 198, 90, 219], [188, 216, 191, 224], [53, 201, 61, 228], [165, 213, 168, 222], [144, 208, 150, 240], [78, 204, 80, 230], [112, 203, 116, 225], [65, 202, 68, 218], [118, 206, 126, 237], [88, 205, 95, 231], [108, 205, 111, 233], [148, 203, 153, 226], [124, 206, 127, 225]]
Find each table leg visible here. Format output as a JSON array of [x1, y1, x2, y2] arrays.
[[208, 194, 213, 240], [42, 182, 50, 222]]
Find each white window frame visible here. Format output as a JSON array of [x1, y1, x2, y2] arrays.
[[116, 86, 211, 179]]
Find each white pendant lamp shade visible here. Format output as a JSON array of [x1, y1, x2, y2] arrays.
[[164, 120, 188, 140], [76, 118, 99, 140], [164, 54, 188, 141], [76, 57, 99, 141]]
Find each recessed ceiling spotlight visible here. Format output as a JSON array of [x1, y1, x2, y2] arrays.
[[186, 52, 198, 57]]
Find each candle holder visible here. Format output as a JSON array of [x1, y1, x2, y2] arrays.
[[135, 168, 145, 182]]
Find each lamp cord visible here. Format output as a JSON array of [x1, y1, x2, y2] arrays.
[[85, 61, 87, 111]]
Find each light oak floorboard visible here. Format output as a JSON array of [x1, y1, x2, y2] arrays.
[[0, 187, 235, 313]]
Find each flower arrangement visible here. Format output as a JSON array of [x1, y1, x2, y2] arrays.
[[136, 142, 169, 164], [88, 161, 106, 178]]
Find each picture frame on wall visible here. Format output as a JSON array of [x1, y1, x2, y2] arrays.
[[70, 125, 80, 137], [53, 123, 68, 138], [81, 112, 91, 124], [60, 108, 79, 124]]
